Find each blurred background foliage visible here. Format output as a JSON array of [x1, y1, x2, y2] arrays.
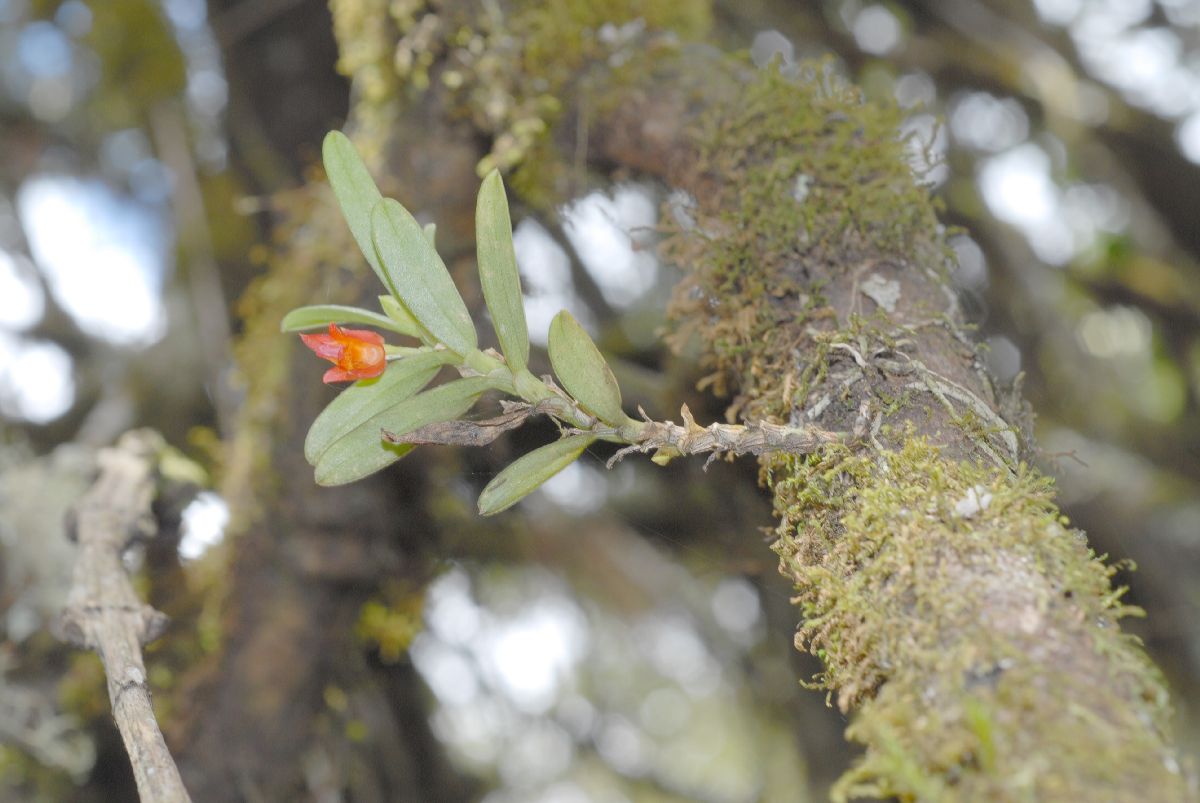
[[0, 0, 1196, 800]]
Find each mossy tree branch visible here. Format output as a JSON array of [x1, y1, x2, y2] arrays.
[[590, 53, 1191, 801], [326, 2, 1192, 797]]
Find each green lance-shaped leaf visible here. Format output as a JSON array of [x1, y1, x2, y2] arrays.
[[372, 199, 478, 356], [304, 350, 457, 465], [475, 169, 529, 372], [477, 434, 595, 516], [547, 310, 626, 426], [314, 375, 494, 486], [282, 304, 415, 336], [322, 131, 393, 295]]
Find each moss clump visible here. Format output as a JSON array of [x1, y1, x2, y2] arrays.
[[328, 0, 401, 168], [469, 0, 707, 205], [769, 434, 1179, 800], [666, 61, 949, 423], [84, 0, 187, 127], [330, 0, 710, 205], [354, 583, 425, 662], [695, 60, 938, 257]]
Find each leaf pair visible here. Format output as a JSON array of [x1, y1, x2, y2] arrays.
[[471, 312, 629, 515], [307, 370, 494, 485], [303, 350, 454, 484], [325, 130, 534, 372], [323, 131, 476, 356]]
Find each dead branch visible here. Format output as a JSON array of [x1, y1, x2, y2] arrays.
[[56, 430, 191, 803]]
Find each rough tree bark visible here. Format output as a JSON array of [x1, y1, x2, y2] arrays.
[[57, 430, 191, 802], [318, 2, 1193, 799]]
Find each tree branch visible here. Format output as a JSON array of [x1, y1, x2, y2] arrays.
[[585, 47, 1192, 800], [56, 430, 191, 803]]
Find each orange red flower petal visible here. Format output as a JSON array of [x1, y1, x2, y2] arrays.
[[299, 323, 386, 384]]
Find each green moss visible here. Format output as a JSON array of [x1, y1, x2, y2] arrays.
[[703, 63, 935, 255], [665, 60, 949, 423], [85, 0, 187, 127], [224, 185, 368, 529], [329, 0, 400, 166], [354, 582, 425, 662], [484, 0, 708, 204], [768, 434, 1177, 800], [330, 0, 710, 205]]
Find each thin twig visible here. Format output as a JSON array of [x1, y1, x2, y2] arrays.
[[604, 404, 848, 469], [56, 430, 191, 803]]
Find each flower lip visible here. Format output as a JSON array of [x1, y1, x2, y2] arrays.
[[300, 323, 387, 384]]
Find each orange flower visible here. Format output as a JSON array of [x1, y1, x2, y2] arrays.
[[300, 323, 386, 384]]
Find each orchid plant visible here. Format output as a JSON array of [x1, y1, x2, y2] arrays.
[[283, 132, 842, 515]]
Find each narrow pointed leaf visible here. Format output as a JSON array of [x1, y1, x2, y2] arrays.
[[377, 295, 423, 339], [282, 304, 412, 335], [322, 131, 393, 294], [423, 222, 437, 246], [475, 169, 529, 371], [314, 375, 493, 486], [547, 310, 626, 425], [371, 199, 477, 356], [477, 434, 595, 516], [304, 350, 456, 465]]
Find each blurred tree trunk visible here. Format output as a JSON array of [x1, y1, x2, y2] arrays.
[[171, 3, 477, 799]]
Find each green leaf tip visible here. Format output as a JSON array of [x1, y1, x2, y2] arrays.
[[547, 310, 627, 426], [475, 169, 529, 372], [322, 131, 391, 294], [371, 198, 478, 357], [477, 434, 595, 516]]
